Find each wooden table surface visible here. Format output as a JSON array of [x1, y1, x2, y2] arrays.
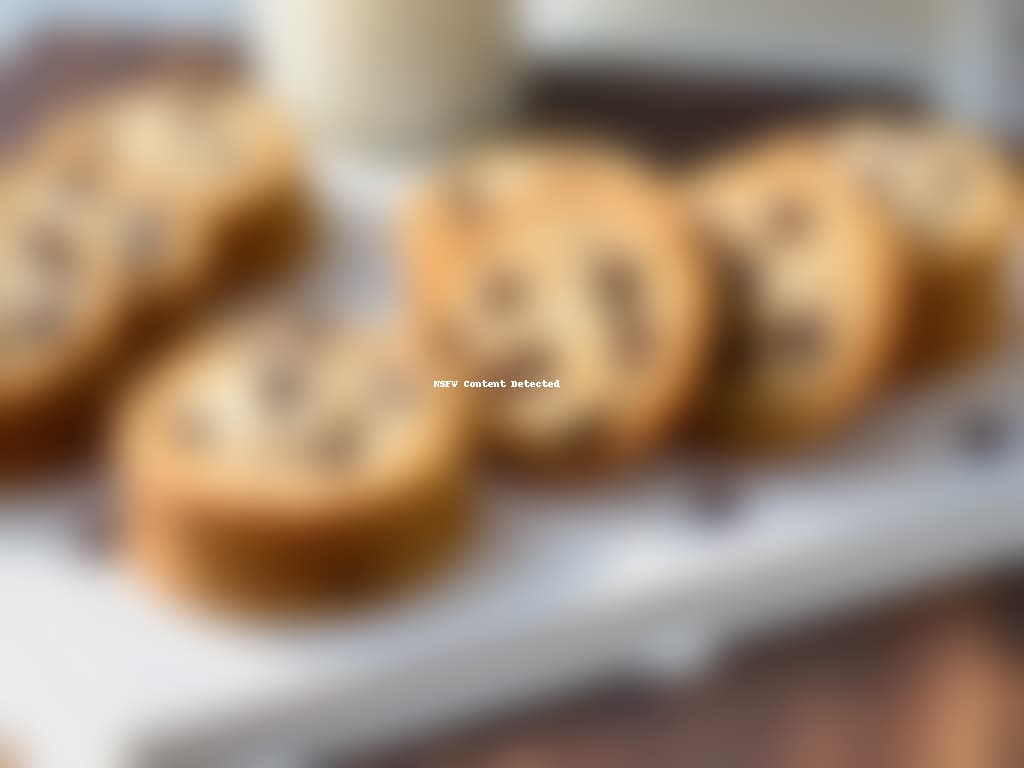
[[354, 586, 1023, 768], [2, 31, 1021, 768]]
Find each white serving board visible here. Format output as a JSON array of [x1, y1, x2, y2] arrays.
[[1, 157, 1022, 768]]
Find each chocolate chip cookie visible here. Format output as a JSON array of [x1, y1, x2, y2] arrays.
[[686, 133, 905, 453], [829, 114, 1022, 372], [100, 77, 312, 278], [93, 178, 217, 330], [0, 169, 124, 476], [27, 122, 219, 324], [406, 141, 712, 474], [116, 312, 472, 615]]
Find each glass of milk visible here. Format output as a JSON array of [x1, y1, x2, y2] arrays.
[[246, 0, 519, 153]]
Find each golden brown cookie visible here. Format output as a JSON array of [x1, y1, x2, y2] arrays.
[[100, 77, 313, 278], [403, 138, 579, 284], [686, 134, 906, 453], [115, 313, 472, 616], [405, 141, 712, 474], [22, 103, 225, 317], [89, 178, 217, 332], [829, 114, 1022, 371], [0, 167, 124, 477], [0, 79, 313, 480]]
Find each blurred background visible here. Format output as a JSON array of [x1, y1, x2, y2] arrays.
[[1, 0, 1022, 151], [0, 2, 1022, 767]]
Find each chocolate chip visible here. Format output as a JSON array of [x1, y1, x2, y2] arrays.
[[698, 218, 753, 264], [482, 268, 528, 316], [767, 196, 816, 246], [702, 227, 764, 374], [593, 257, 642, 310], [591, 255, 653, 366], [312, 420, 364, 467], [957, 408, 1013, 461], [15, 295, 69, 343], [718, 257, 759, 306], [773, 312, 829, 362], [714, 260, 761, 375], [23, 221, 75, 280], [256, 359, 307, 412], [489, 344, 554, 383], [559, 413, 609, 458], [613, 315, 655, 367], [121, 210, 167, 275], [716, 326, 757, 377]]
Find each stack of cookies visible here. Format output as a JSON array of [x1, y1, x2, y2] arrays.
[[828, 114, 1022, 373], [405, 119, 1021, 460], [685, 131, 908, 452], [0, 76, 310, 478], [113, 117, 1020, 615], [4, 93, 1020, 616], [404, 140, 712, 473]]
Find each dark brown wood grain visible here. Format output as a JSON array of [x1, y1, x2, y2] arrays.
[[354, 589, 1022, 768]]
